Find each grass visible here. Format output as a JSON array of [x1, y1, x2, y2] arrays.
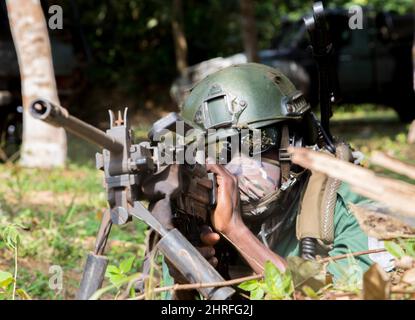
[[0, 161, 148, 299], [0, 104, 414, 299]]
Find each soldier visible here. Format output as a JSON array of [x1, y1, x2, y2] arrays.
[[170, 63, 392, 290]]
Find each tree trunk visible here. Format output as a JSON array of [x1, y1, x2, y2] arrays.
[[412, 34, 415, 92], [410, 37, 415, 144], [240, 0, 259, 63], [6, 0, 67, 168], [171, 0, 188, 77]]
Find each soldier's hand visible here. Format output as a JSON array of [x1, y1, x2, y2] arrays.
[[166, 224, 220, 284], [199, 225, 219, 267], [206, 163, 243, 235]]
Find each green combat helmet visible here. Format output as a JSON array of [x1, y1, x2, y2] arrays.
[[180, 63, 312, 144]]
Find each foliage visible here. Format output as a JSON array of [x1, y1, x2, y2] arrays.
[[58, 0, 414, 99], [239, 254, 366, 300], [329, 254, 364, 294], [0, 270, 14, 299], [385, 239, 415, 259], [105, 256, 136, 288], [81, 256, 142, 300], [287, 256, 326, 292], [239, 261, 294, 300], [337, 0, 414, 14], [0, 162, 148, 299], [0, 223, 30, 300], [2, 223, 23, 251]]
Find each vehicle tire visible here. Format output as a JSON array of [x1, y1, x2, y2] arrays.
[[394, 93, 415, 123]]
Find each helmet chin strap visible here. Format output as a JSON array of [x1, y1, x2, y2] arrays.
[[279, 125, 291, 183]]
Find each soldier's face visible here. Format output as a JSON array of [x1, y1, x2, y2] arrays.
[[224, 152, 281, 204]]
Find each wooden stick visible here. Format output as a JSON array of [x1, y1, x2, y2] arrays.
[[325, 291, 358, 299], [371, 152, 415, 181], [391, 289, 415, 294], [129, 273, 264, 300], [318, 248, 387, 264], [289, 147, 415, 218]]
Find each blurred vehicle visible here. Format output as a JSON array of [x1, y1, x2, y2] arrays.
[[171, 7, 415, 122], [0, 0, 89, 160]]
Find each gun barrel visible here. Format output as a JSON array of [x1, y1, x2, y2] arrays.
[[30, 99, 123, 153]]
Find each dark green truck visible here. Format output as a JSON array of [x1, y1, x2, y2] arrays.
[[172, 7, 415, 122]]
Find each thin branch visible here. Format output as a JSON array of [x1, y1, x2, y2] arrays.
[[128, 273, 263, 300], [391, 289, 415, 294], [318, 248, 387, 264], [12, 246, 18, 300], [371, 151, 415, 180], [325, 291, 358, 299]]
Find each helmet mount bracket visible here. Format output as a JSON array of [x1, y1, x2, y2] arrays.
[[194, 84, 247, 130]]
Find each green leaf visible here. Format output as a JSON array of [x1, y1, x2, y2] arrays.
[[16, 288, 31, 300], [250, 287, 265, 300], [384, 240, 405, 259], [264, 261, 279, 280], [119, 256, 135, 274], [2, 224, 23, 250], [400, 239, 415, 258], [108, 274, 127, 287], [282, 272, 294, 294], [238, 280, 259, 292], [264, 261, 280, 291], [129, 286, 135, 298], [331, 254, 363, 293], [105, 265, 120, 277], [0, 271, 13, 288], [287, 256, 325, 292], [0, 271, 13, 282], [302, 285, 318, 299]]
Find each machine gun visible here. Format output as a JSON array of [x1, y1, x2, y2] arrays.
[[30, 99, 234, 300], [304, 1, 340, 149]]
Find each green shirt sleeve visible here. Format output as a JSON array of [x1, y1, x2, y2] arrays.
[[327, 183, 374, 279]]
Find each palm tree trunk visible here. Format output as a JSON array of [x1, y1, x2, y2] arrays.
[[6, 0, 67, 168]]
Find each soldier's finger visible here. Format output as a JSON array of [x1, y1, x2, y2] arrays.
[[207, 164, 236, 191], [206, 163, 230, 177], [198, 246, 216, 259], [200, 225, 220, 245], [208, 257, 218, 268]]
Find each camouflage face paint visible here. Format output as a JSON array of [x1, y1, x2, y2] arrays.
[[225, 153, 281, 205]]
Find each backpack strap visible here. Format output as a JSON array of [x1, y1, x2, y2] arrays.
[[296, 142, 353, 247]]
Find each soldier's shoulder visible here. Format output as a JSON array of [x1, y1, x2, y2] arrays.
[[336, 181, 370, 208], [333, 182, 373, 225]]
